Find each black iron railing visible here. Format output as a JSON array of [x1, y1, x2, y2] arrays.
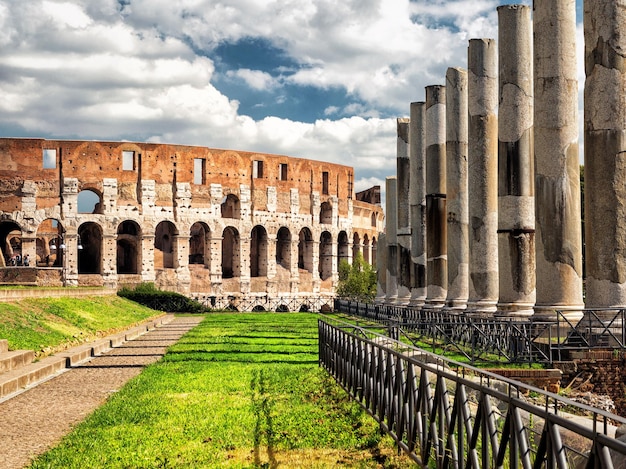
[[335, 300, 626, 364], [319, 317, 626, 467]]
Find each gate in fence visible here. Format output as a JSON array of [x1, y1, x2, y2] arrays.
[[318, 318, 626, 468]]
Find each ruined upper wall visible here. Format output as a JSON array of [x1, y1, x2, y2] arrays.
[[0, 138, 356, 217]]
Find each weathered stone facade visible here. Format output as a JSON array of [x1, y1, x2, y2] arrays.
[[0, 138, 382, 309]]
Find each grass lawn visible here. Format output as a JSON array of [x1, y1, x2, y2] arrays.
[[28, 313, 413, 468], [0, 296, 161, 356]]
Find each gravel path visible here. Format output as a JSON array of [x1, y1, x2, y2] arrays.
[[0, 316, 204, 469]]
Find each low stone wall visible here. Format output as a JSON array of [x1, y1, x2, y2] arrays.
[[0, 287, 116, 302], [486, 368, 563, 393], [557, 353, 626, 416]]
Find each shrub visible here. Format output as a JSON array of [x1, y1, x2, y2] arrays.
[[118, 283, 207, 313]]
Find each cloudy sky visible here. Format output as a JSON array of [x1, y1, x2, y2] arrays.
[[0, 0, 584, 196]]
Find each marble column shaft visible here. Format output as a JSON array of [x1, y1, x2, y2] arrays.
[[534, 0, 583, 316], [396, 118, 412, 304], [385, 177, 399, 303], [467, 39, 499, 314], [445, 68, 469, 309], [409, 102, 427, 306], [497, 4, 536, 316], [425, 85, 447, 307], [583, 0, 624, 307]]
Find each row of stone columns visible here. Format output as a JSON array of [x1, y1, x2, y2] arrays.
[[378, 0, 621, 319]]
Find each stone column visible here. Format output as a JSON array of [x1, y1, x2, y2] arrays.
[[409, 102, 427, 306], [397, 117, 412, 304], [497, 5, 536, 317], [467, 38, 499, 315], [101, 233, 118, 289], [141, 233, 156, 283], [425, 85, 447, 308], [208, 234, 223, 295], [586, 1, 626, 306], [445, 68, 469, 310], [173, 234, 191, 294], [529, 0, 582, 314], [385, 177, 399, 303]]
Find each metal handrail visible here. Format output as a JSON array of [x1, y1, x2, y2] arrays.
[[319, 317, 626, 467]]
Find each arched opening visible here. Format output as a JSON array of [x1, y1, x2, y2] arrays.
[[155, 221, 177, 269], [320, 201, 332, 224], [117, 220, 141, 274], [189, 222, 210, 265], [276, 227, 291, 270], [363, 234, 371, 264], [222, 227, 240, 279], [78, 189, 103, 214], [78, 222, 102, 274], [338, 231, 349, 265], [36, 219, 63, 267], [371, 212, 377, 227], [352, 232, 361, 261], [221, 194, 241, 219], [0, 221, 22, 267], [319, 231, 333, 281], [298, 228, 313, 273], [250, 225, 268, 277]]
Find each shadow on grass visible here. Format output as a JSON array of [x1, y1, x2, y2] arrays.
[[250, 369, 278, 468]]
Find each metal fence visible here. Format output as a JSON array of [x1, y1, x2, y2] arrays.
[[319, 317, 626, 468], [335, 300, 626, 364]]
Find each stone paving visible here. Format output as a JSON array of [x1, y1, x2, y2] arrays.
[[0, 315, 204, 469]]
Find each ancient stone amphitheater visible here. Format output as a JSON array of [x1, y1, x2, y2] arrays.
[[0, 138, 383, 311]]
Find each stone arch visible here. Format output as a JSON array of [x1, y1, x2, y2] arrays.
[[250, 225, 268, 277], [78, 189, 103, 214], [78, 222, 103, 274], [352, 232, 361, 260], [36, 218, 63, 267], [0, 220, 22, 267], [116, 220, 141, 274], [222, 226, 240, 279], [221, 194, 240, 219], [154, 221, 177, 269], [320, 201, 332, 224], [338, 230, 349, 265], [189, 222, 210, 266], [276, 227, 291, 270], [371, 212, 377, 227], [363, 234, 370, 264], [319, 231, 333, 281], [298, 227, 314, 273]]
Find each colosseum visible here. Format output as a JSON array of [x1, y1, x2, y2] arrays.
[[0, 138, 383, 311]]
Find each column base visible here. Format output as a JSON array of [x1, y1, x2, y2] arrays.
[[533, 304, 584, 323], [495, 302, 535, 319]]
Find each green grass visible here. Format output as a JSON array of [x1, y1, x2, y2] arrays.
[[0, 296, 162, 356], [28, 313, 413, 468]]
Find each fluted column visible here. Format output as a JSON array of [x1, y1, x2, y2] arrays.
[[409, 102, 427, 306], [497, 5, 536, 317], [534, 0, 584, 319], [445, 68, 469, 310], [425, 85, 447, 308], [467, 39, 499, 315]]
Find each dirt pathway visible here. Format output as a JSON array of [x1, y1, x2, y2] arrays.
[[0, 316, 204, 469]]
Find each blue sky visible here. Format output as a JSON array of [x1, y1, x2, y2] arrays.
[[0, 0, 583, 197]]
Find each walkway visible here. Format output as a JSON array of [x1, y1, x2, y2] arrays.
[[0, 315, 204, 469]]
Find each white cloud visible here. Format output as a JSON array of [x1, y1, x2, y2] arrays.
[[1, 0, 581, 198], [227, 69, 278, 91]]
